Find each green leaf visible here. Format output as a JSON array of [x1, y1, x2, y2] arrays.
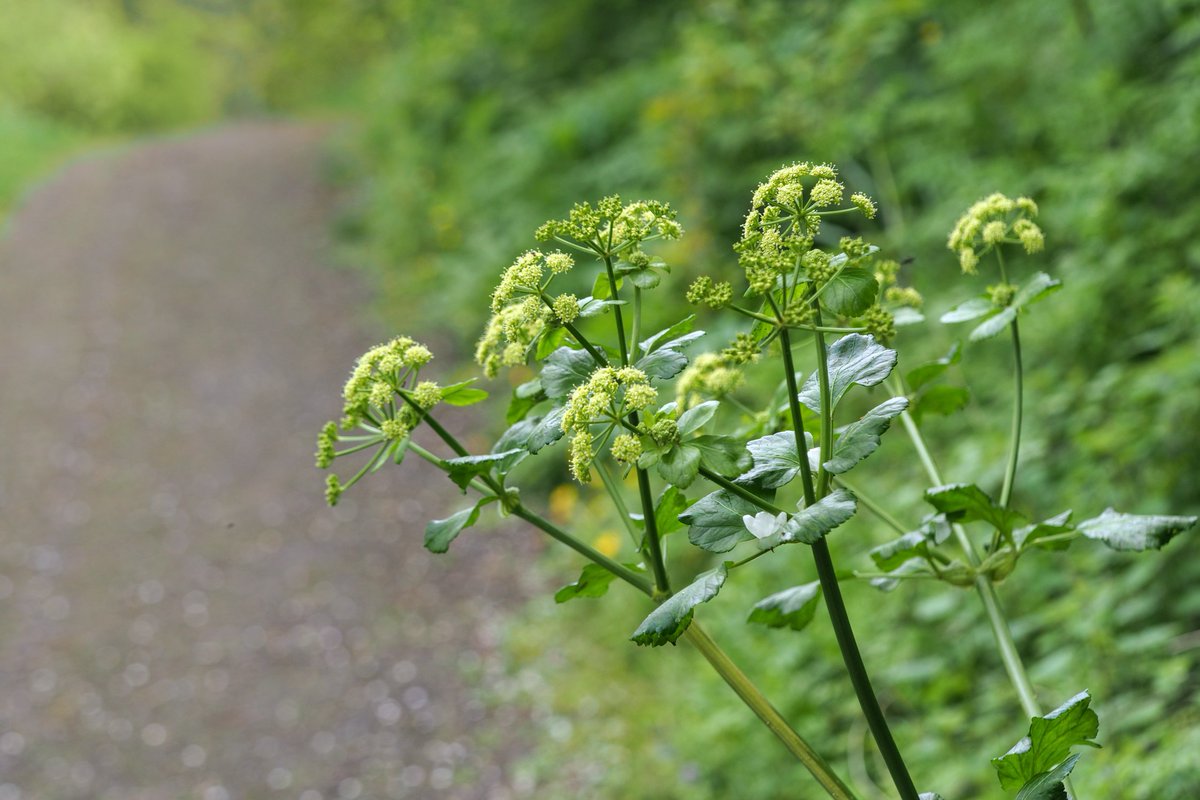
[[654, 486, 689, 537], [821, 266, 879, 317], [1013, 271, 1062, 309], [506, 378, 545, 424], [870, 516, 951, 570], [678, 400, 719, 436], [738, 431, 812, 489], [823, 396, 909, 475], [554, 563, 620, 603], [437, 379, 487, 407], [747, 582, 821, 631], [940, 296, 994, 323], [425, 502, 485, 553], [534, 326, 567, 360], [631, 564, 728, 646], [681, 489, 768, 553], [781, 489, 858, 544], [591, 272, 623, 300], [635, 331, 705, 379], [691, 434, 748, 476], [627, 268, 661, 289], [542, 347, 597, 398], [970, 305, 1017, 341], [912, 385, 970, 420], [925, 483, 1027, 538], [906, 342, 962, 391], [639, 315, 696, 354], [1014, 511, 1075, 551], [992, 691, 1100, 791], [893, 307, 925, 326], [799, 334, 897, 413], [444, 451, 523, 492], [492, 408, 566, 473], [1076, 508, 1196, 551], [657, 444, 702, 488], [577, 296, 620, 319], [1014, 755, 1080, 800], [869, 558, 937, 592]]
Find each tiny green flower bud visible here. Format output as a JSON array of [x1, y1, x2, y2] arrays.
[[325, 474, 343, 506], [959, 247, 979, 274], [721, 333, 760, 365], [850, 192, 877, 219], [982, 221, 1007, 245], [650, 418, 680, 447], [686, 276, 714, 305], [610, 434, 642, 464], [624, 383, 658, 411], [413, 380, 442, 410], [885, 286, 924, 308], [552, 293, 580, 324], [810, 179, 844, 208], [544, 251, 574, 274], [987, 282, 1018, 307], [802, 249, 835, 285], [569, 429, 594, 483], [861, 306, 896, 343], [380, 417, 410, 440], [369, 381, 393, 410], [315, 422, 337, 469], [1013, 219, 1044, 253]]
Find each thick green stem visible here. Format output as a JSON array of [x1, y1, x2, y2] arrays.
[[604, 255, 670, 595], [510, 506, 653, 595], [685, 623, 860, 800], [781, 327, 919, 800]]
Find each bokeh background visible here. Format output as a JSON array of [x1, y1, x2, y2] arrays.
[[1, 1, 1197, 798]]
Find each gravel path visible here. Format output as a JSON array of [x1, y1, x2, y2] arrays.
[[0, 123, 540, 800]]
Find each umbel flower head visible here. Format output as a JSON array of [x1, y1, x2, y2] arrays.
[[476, 249, 576, 377], [317, 336, 443, 505], [736, 162, 878, 294], [560, 366, 658, 482], [535, 195, 682, 254], [948, 193, 1043, 274]]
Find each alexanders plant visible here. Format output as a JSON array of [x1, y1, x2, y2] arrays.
[[316, 165, 1195, 799]]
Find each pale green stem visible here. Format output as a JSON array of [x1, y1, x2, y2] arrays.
[[595, 460, 642, 547], [684, 623, 859, 800], [996, 247, 1023, 510]]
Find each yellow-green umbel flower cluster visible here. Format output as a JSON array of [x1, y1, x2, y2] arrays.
[[676, 353, 744, 409], [561, 366, 657, 482], [948, 193, 1043, 274], [736, 162, 878, 295], [318, 336, 443, 505], [476, 249, 577, 377], [535, 195, 682, 252], [685, 276, 734, 309]]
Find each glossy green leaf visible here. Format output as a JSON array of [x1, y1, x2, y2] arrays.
[[1077, 508, 1196, 551], [681, 489, 768, 553], [1014, 755, 1079, 800], [444, 450, 523, 492], [970, 305, 1017, 341], [554, 563, 620, 603], [906, 342, 962, 391], [799, 334, 897, 413], [747, 582, 821, 631], [871, 515, 952, 570], [534, 326, 568, 360], [1014, 511, 1075, 551], [1013, 271, 1063, 309], [893, 307, 925, 326], [636, 331, 705, 379], [494, 407, 565, 458], [781, 489, 857, 544], [657, 444, 702, 488], [591, 272, 622, 300], [654, 486, 689, 537], [639, 315, 696, 354], [823, 396, 909, 475], [869, 558, 936, 592], [542, 347, 597, 398], [821, 266, 879, 317], [627, 268, 661, 289], [925, 483, 1027, 537], [578, 296, 620, 319], [738, 431, 812, 489], [690, 434, 749, 476], [437, 379, 489, 407], [940, 296, 994, 323], [992, 691, 1100, 791], [631, 564, 728, 646], [425, 500, 488, 553], [678, 400, 719, 436], [912, 385, 970, 420], [506, 378, 545, 424]]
